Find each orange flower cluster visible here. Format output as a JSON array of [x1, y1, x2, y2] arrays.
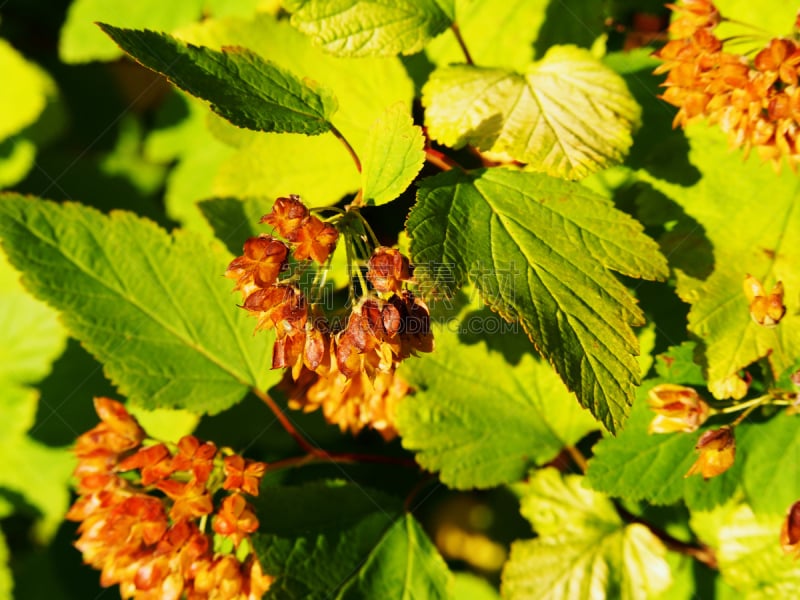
[[226, 195, 338, 375], [227, 197, 433, 439], [647, 383, 711, 433], [66, 397, 272, 600], [655, 0, 800, 168]]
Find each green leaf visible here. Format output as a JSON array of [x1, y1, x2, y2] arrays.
[[252, 482, 452, 599], [0, 39, 58, 142], [692, 502, 800, 597], [714, 0, 800, 56], [99, 24, 338, 135], [423, 46, 641, 179], [285, 0, 453, 57], [0, 195, 278, 414], [170, 13, 413, 206], [397, 299, 597, 489], [59, 0, 205, 63], [742, 412, 800, 516], [361, 103, 425, 206], [0, 137, 36, 188], [585, 383, 744, 511], [452, 573, 500, 600], [408, 169, 667, 433], [502, 469, 671, 600], [642, 125, 800, 393]]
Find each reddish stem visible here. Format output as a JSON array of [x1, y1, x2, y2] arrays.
[[252, 387, 319, 455], [331, 123, 362, 173], [425, 147, 460, 171], [450, 23, 474, 65]]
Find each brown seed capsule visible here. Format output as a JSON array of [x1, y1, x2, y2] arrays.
[[226, 235, 289, 291], [260, 195, 309, 238], [367, 247, 411, 293], [685, 426, 736, 479], [647, 383, 711, 434], [288, 216, 339, 264]]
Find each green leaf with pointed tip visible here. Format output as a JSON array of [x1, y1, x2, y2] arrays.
[[642, 125, 800, 394], [59, 0, 205, 63], [692, 502, 800, 597], [285, 0, 453, 57], [0, 195, 278, 414], [407, 169, 667, 433], [502, 469, 671, 600], [99, 24, 338, 135], [397, 298, 597, 489], [423, 46, 641, 179], [361, 103, 425, 206], [252, 482, 452, 599]]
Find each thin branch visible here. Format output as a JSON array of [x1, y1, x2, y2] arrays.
[[251, 387, 319, 454], [425, 147, 460, 171], [265, 450, 418, 474], [565, 445, 589, 473], [330, 123, 362, 173], [615, 502, 718, 569], [450, 23, 474, 65]]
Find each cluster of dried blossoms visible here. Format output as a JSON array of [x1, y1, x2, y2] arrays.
[[647, 384, 736, 479], [227, 195, 433, 440], [67, 397, 272, 600], [655, 0, 800, 168]]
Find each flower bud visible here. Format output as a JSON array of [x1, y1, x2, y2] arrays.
[[685, 426, 735, 479], [367, 247, 411, 293], [647, 384, 711, 434], [260, 194, 309, 237], [743, 274, 786, 328]]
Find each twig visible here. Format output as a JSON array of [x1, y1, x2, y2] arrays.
[[565, 445, 589, 473], [450, 23, 474, 65], [425, 147, 460, 171], [251, 387, 319, 454], [330, 123, 362, 173], [615, 502, 718, 569]]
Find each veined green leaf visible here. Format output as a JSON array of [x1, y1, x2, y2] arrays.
[[691, 502, 800, 597], [407, 169, 667, 432], [361, 103, 425, 206], [397, 299, 597, 489], [502, 469, 671, 600], [423, 46, 641, 179], [642, 125, 800, 394], [285, 0, 453, 57], [100, 24, 338, 135], [0, 195, 278, 414], [252, 482, 452, 599]]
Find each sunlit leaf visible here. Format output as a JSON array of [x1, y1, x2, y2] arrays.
[[361, 103, 425, 206], [502, 469, 671, 600], [408, 168, 667, 432], [285, 0, 454, 57], [0, 195, 278, 414], [100, 24, 338, 135], [423, 46, 641, 179]]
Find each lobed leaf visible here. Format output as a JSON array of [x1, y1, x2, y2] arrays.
[[361, 103, 425, 206], [285, 0, 454, 57], [397, 300, 597, 489], [407, 168, 668, 432], [100, 24, 338, 135], [0, 195, 278, 414], [502, 469, 671, 600], [423, 46, 641, 179]]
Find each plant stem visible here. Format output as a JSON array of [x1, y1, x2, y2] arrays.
[[450, 23, 474, 65], [716, 394, 771, 416], [251, 387, 319, 455], [425, 147, 459, 171], [566, 445, 589, 473], [615, 502, 718, 569], [330, 123, 362, 173]]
